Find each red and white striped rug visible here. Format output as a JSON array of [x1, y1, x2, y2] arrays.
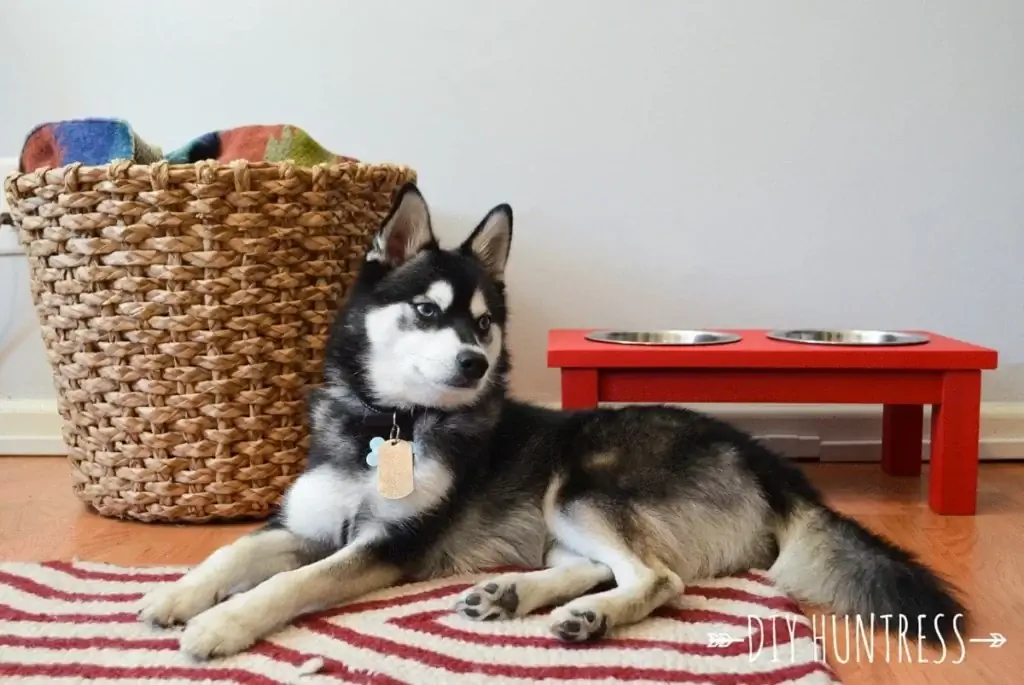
[[0, 560, 839, 684]]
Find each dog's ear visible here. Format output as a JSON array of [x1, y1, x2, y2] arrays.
[[368, 183, 437, 267], [461, 204, 513, 281]]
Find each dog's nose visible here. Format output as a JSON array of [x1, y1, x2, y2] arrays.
[[456, 350, 489, 381]]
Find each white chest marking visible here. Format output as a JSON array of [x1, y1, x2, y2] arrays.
[[281, 466, 362, 546], [282, 456, 454, 545]]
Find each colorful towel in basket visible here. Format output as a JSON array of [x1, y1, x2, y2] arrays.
[[18, 118, 358, 172], [19, 118, 164, 171], [165, 124, 359, 165]]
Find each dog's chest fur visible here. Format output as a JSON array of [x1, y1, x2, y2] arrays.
[[280, 464, 548, 578], [279, 404, 549, 579]]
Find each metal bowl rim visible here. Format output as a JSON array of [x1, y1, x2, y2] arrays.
[[584, 329, 743, 346], [765, 329, 930, 346]]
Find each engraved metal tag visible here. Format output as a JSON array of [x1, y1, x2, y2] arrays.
[[376, 439, 415, 499]]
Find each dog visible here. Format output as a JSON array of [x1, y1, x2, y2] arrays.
[[138, 183, 966, 659]]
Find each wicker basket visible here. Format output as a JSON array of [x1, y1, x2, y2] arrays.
[[3, 159, 416, 522]]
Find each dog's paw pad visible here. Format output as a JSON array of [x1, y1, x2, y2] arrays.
[[484, 582, 520, 613], [550, 606, 608, 642], [455, 580, 520, 620]]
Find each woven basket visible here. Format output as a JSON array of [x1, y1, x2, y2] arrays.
[[3, 159, 416, 522]]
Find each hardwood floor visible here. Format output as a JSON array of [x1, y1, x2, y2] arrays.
[[1, 456, 1020, 684]]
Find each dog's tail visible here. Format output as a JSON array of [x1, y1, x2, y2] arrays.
[[769, 500, 966, 644]]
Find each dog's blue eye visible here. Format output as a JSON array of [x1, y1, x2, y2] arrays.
[[477, 315, 492, 333], [415, 302, 440, 318]]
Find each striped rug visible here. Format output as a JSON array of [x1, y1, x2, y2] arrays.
[[0, 560, 839, 684]]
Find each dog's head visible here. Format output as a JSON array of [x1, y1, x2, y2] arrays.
[[325, 183, 513, 410]]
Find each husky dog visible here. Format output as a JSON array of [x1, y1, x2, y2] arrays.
[[138, 184, 965, 659]]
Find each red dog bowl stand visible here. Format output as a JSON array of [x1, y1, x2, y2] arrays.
[[547, 329, 998, 515]]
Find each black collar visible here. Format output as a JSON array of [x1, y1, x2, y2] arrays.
[[351, 395, 420, 442]]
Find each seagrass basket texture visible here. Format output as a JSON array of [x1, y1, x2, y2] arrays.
[[3, 159, 416, 522]]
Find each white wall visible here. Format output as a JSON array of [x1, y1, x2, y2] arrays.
[[1, 0, 1022, 405]]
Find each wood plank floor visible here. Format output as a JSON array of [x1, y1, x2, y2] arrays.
[[1, 456, 1020, 684]]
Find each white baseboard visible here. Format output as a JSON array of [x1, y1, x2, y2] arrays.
[[0, 399, 66, 455], [2, 398, 1022, 461]]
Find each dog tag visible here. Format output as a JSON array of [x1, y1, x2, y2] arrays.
[[376, 439, 415, 499]]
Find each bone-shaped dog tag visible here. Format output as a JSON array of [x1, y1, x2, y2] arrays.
[[376, 439, 415, 499]]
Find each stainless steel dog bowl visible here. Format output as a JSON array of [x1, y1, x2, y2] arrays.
[[585, 330, 742, 346], [766, 329, 930, 346]]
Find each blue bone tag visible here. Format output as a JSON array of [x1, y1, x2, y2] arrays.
[[366, 437, 385, 467]]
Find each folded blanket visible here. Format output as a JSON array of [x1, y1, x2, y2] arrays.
[[165, 124, 359, 166], [20, 118, 163, 171], [19, 118, 358, 172]]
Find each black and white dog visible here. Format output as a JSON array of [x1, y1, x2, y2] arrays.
[[138, 184, 965, 659]]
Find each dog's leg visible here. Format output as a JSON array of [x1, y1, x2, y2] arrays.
[[455, 544, 613, 620], [547, 502, 683, 642], [138, 526, 306, 627], [179, 538, 401, 659]]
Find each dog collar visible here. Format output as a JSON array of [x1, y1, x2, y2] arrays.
[[352, 395, 418, 436], [359, 409, 417, 442], [349, 395, 418, 459]]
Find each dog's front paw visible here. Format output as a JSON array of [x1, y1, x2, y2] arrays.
[[179, 603, 258, 660], [455, 579, 520, 621], [550, 604, 609, 642], [138, 582, 217, 627]]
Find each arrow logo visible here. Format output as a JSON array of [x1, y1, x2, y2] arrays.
[[707, 632, 744, 648], [968, 633, 1007, 648]]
